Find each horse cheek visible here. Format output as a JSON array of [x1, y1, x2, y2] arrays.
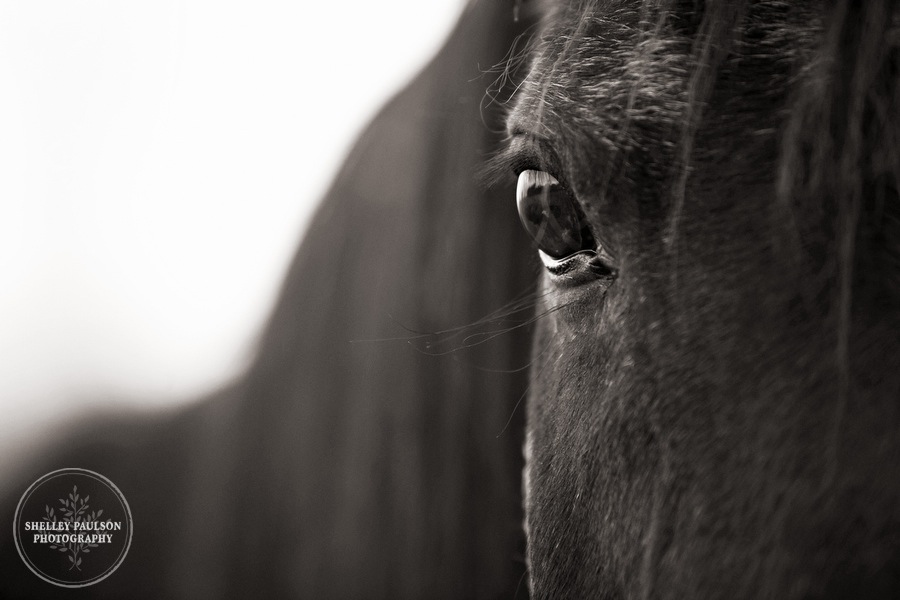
[[525, 276, 657, 597]]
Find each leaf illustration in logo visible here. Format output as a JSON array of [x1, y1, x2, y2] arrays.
[[48, 485, 103, 572]]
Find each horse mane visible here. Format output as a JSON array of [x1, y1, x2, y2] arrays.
[[225, 1, 537, 594], [3, 1, 897, 598], [0, 1, 539, 598]]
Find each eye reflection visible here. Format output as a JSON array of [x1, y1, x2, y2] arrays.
[[515, 170, 597, 260]]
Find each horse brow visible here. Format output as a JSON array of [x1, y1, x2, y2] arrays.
[[479, 133, 561, 191]]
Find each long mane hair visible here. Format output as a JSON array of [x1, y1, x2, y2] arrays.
[[2, 1, 538, 598], [2, 1, 898, 598]]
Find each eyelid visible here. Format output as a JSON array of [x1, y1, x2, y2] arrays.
[[479, 132, 564, 192], [505, 134, 563, 179]]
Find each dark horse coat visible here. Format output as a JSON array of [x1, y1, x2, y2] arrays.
[[3, 1, 900, 598]]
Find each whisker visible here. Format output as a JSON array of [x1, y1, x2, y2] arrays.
[[496, 341, 555, 438], [513, 567, 530, 600], [348, 286, 552, 344], [416, 301, 566, 356]]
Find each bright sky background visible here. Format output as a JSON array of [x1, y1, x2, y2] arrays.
[[0, 1, 463, 453]]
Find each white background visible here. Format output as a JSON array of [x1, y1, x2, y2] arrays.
[[0, 0, 462, 458]]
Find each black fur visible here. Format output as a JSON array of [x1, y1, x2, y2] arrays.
[[2, 0, 899, 598], [516, 0, 900, 597]]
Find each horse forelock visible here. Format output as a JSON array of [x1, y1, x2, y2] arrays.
[[510, 0, 900, 385], [517, 0, 899, 284]]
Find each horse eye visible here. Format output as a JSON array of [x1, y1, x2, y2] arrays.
[[516, 170, 597, 260]]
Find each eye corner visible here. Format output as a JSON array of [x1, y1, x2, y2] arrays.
[[538, 249, 618, 287]]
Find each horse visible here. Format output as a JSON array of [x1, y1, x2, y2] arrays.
[[2, 0, 899, 598], [509, 1, 900, 597]]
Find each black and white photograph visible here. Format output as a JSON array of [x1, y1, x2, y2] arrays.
[[2, 0, 900, 598]]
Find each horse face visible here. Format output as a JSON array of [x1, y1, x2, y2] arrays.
[[510, 1, 900, 597]]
